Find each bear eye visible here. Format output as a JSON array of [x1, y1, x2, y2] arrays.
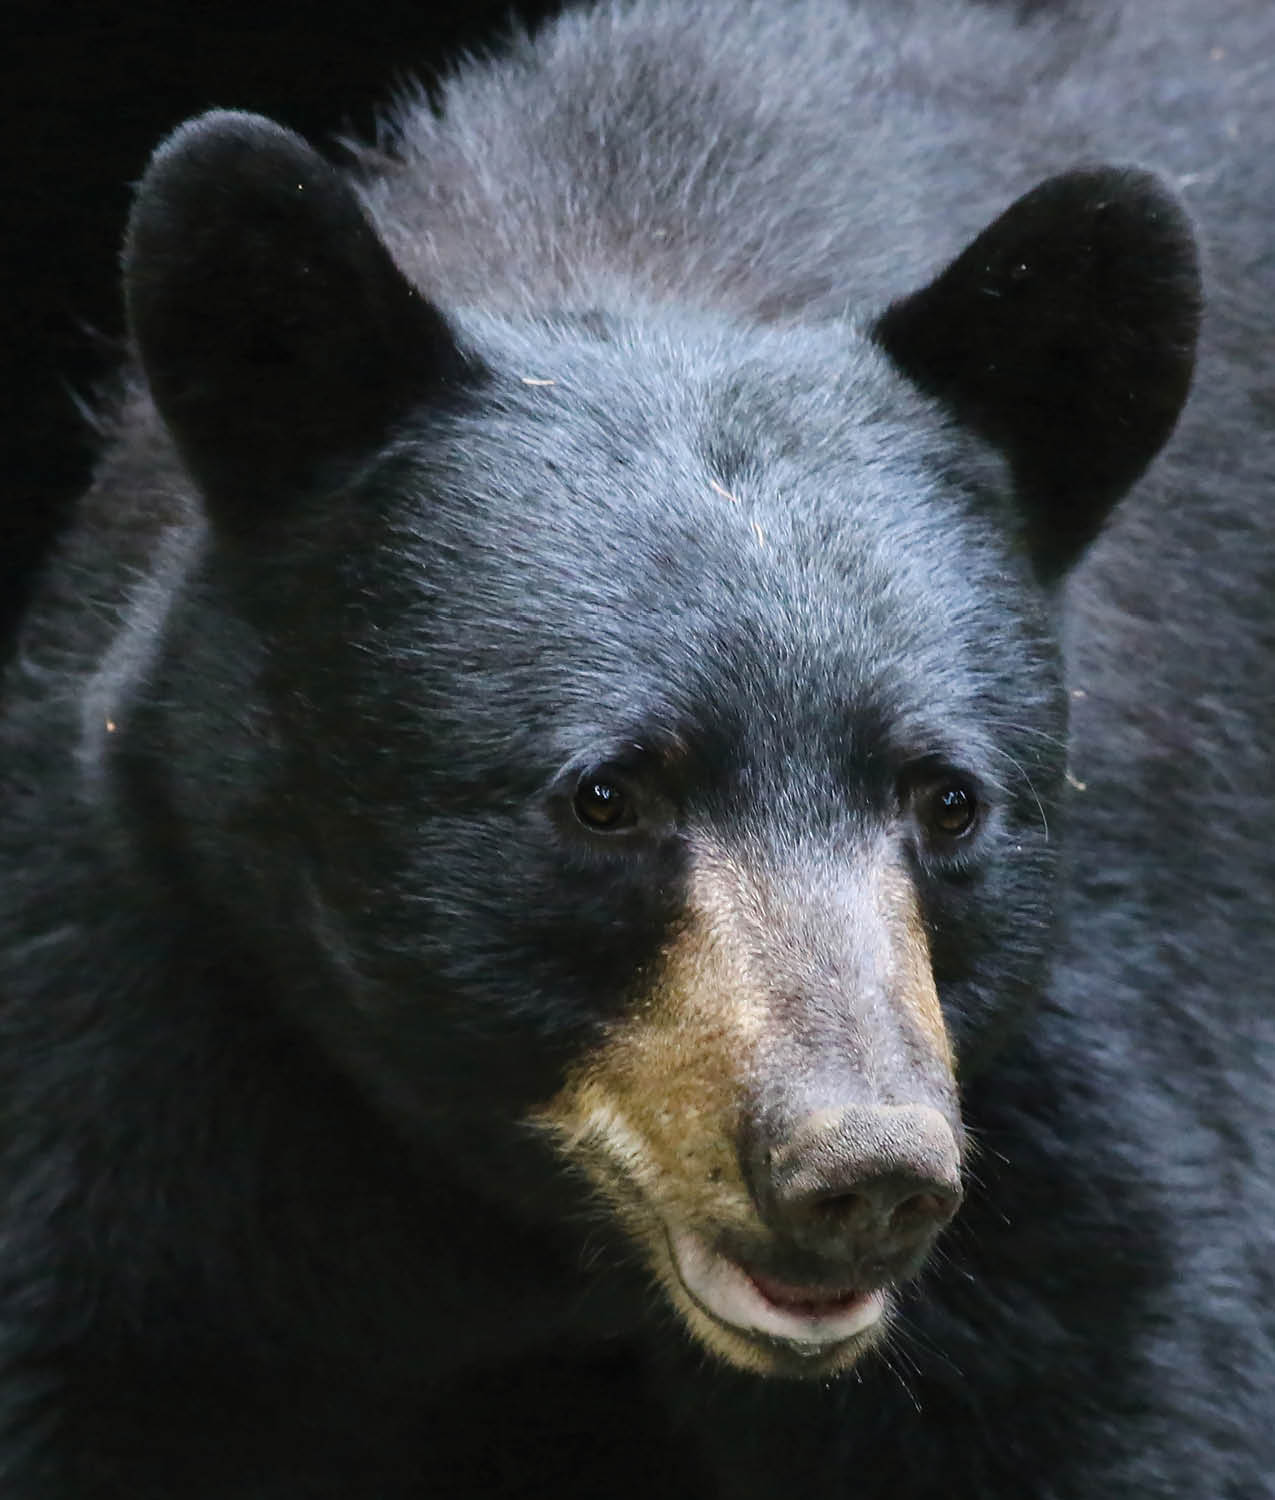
[[573, 769, 635, 831], [918, 779, 979, 841]]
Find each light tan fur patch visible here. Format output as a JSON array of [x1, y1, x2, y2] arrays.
[[539, 850, 764, 1235], [878, 862, 953, 1069]]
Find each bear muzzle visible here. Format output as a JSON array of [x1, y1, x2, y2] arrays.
[[535, 839, 963, 1376], [663, 1102, 962, 1370]]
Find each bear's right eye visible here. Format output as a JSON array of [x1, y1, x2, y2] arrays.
[[573, 770, 636, 831]]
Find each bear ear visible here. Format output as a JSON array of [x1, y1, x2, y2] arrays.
[[873, 167, 1201, 580], [124, 110, 473, 526]]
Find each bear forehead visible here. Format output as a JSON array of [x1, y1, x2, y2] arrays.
[[298, 313, 1045, 782], [349, 498, 1028, 803], [373, 313, 1017, 670]]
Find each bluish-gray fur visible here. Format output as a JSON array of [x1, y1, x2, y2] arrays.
[[0, 1, 1271, 1496]]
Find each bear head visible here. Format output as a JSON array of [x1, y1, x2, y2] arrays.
[[116, 112, 1199, 1377]]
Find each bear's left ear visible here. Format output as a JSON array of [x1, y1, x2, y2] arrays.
[[873, 167, 1201, 580], [124, 110, 474, 527]]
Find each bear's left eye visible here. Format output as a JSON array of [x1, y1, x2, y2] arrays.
[[573, 769, 636, 831], [916, 778, 979, 841]]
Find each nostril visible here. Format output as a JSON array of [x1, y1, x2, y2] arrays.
[[888, 1188, 961, 1233], [808, 1181, 960, 1236], [809, 1190, 871, 1229]]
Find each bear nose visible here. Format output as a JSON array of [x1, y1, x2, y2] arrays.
[[749, 1103, 963, 1258]]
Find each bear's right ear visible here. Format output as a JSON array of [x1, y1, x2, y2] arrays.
[[124, 110, 473, 527]]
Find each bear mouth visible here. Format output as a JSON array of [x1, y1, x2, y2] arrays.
[[667, 1228, 889, 1358]]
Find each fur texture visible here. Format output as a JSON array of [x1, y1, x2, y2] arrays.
[[1, 1, 1273, 1495]]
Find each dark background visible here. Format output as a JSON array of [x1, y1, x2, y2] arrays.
[[1, 0, 565, 645]]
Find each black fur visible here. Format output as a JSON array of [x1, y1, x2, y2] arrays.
[[1, 1, 1273, 1495]]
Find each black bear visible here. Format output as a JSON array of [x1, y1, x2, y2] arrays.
[[2, 0, 1273, 1495]]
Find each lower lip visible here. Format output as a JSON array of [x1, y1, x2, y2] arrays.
[[747, 1268, 871, 1317], [669, 1230, 887, 1350]]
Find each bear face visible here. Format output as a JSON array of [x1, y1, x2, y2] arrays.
[[109, 113, 1198, 1380]]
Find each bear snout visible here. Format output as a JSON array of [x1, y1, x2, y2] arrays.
[[744, 1102, 963, 1267]]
